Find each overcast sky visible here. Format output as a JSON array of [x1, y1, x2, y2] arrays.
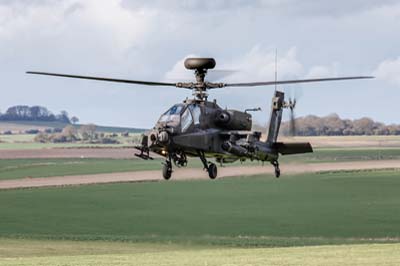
[[1, 0, 399, 128]]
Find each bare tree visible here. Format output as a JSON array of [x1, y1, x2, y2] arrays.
[[61, 125, 78, 142], [80, 124, 97, 141]]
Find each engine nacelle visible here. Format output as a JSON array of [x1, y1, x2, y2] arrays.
[[214, 110, 252, 131]]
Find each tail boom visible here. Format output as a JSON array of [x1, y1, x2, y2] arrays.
[[273, 142, 313, 155]]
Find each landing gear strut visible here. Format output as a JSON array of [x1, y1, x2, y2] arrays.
[[162, 156, 172, 180], [272, 161, 280, 178], [198, 150, 218, 179]]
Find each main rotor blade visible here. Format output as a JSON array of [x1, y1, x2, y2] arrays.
[[26, 71, 177, 87], [223, 76, 374, 88]]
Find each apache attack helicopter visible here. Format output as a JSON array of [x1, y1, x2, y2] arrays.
[[27, 58, 373, 179]]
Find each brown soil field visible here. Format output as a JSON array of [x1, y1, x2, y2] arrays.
[[1, 160, 399, 190]]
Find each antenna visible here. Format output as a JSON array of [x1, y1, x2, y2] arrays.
[[274, 48, 278, 92]]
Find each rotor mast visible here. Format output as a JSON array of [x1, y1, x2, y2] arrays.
[[193, 68, 208, 100]]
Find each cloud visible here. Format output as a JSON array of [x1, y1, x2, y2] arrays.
[[5, 0, 396, 16], [305, 63, 339, 78], [164, 54, 199, 82], [373, 57, 400, 86], [0, 0, 157, 70], [164, 47, 346, 85], [163, 47, 305, 85], [214, 46, 304, 82], [121, 0, 400, 17]]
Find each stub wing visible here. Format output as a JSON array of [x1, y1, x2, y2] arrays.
[[273, 142, 313, 155]]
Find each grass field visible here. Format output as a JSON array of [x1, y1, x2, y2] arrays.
[[0, 142, 133, 150], [1, 170, 400, 265], [1, 139, 400, 265], [1, 148, 400, 180], [1, 239, 399, 266], [0, 158, 163, 180], [1, 170, 400, 246]]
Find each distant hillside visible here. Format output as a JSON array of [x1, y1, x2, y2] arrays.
[[86, 124, 147, 134], [0, 121, 146, 134], [0, 105, 146, 134]]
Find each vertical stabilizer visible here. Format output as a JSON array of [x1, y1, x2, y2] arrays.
[[266, 91, 285, 143]]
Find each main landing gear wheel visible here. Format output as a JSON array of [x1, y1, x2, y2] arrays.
[[198, 150, 218, 180], [272, 161, 280, 178], [162, 161, 172, 180], [208, 163, 218, 179]]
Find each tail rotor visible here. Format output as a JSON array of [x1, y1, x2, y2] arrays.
[[288, 97, 296, 136], [284, 87, 301, 137]]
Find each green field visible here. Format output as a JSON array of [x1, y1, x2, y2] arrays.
[[1, 148, 400, 180], [1, 170, 400, 265], [1, 239, 399, 266], [1, 170, 400, 246], [0, 158, 164, 180], [1, 143, 400, 265], [0, 142, 134, 150]]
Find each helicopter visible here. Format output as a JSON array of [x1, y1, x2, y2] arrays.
[[27, 58, 373, 179]]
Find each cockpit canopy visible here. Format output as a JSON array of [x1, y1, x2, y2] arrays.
[[158, 103, 202, 132]]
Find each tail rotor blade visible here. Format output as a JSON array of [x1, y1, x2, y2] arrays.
[[290, 108, 296, 137], [287, 92, 297, 137]]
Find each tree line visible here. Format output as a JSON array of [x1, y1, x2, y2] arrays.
[[35, 124, 120, 144], [0, 105, 79, 124], [279, 113, 400, 136]]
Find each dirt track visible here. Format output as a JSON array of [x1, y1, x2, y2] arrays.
[[0, 160, 399, 190]]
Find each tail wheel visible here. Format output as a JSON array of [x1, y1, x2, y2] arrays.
[[275, 168, 281, 178], [208, 163, 218, 179], [272, 161, 280, 178]]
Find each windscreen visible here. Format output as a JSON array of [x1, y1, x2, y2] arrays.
[[158, 104, 184, 126]]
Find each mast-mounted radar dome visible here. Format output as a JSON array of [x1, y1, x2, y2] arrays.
[[184, 58, 216, 70]]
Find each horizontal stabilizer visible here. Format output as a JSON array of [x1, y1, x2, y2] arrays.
[[273, 142, 313, 155]]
